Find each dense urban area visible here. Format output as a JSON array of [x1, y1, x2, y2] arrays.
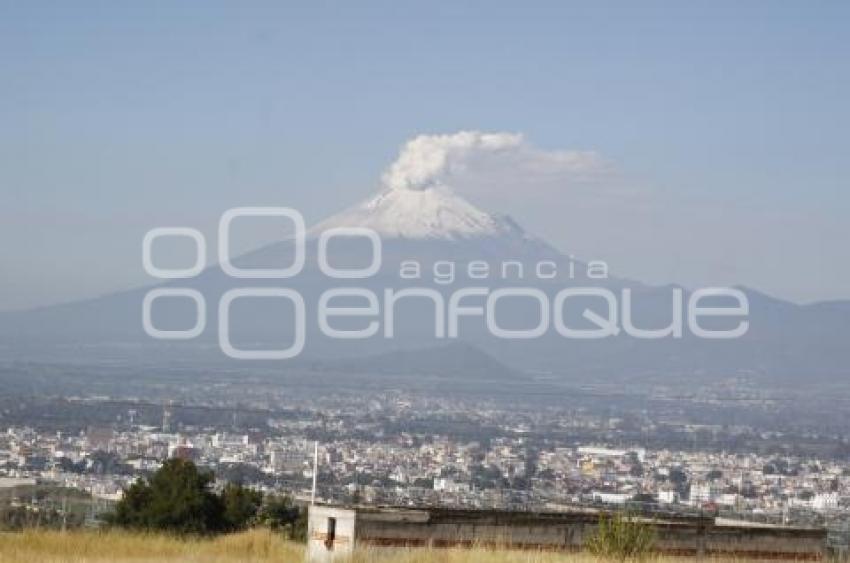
[[2, 356, 850, 553]]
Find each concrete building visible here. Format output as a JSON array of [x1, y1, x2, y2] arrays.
[[812, 492, 839, 512], [657, 489, 679, 504], [307, 504, 827, 562]]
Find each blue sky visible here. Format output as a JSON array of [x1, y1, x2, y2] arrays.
[[1, 1, 848, 309]]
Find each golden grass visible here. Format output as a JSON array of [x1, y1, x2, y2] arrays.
[[0, 528, 303, 563], [0, 529, 751, 563], [343, 547, 602, 563]]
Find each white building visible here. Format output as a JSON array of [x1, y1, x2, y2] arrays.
[[812, 492, 839, 512]]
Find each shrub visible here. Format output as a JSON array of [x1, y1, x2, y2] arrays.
[[256, 494, 306, 542], [585, 511, 655, 562]]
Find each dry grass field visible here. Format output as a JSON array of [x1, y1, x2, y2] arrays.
[[0, 528, 752, 563], [0, 529, 302, 563]]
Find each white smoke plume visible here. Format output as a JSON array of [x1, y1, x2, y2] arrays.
[[382, 130, 607, 192]]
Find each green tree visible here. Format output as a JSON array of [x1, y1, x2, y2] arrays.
[[257, 494, 306, 541], [110, 459, 225, 534], [221, 482, 263, 531], [289, 507, 308, 543], [110, 479, 152, 529]]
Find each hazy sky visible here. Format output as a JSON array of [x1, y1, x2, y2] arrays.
[[1, 1, 848, 310]]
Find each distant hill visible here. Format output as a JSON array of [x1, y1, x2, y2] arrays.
[[322, 342, 519, 380]]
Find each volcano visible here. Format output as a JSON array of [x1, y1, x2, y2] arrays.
[[0, 182, 848, 388], [312, 185, 532, 241]]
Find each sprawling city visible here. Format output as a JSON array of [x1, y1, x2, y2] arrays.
[[5, 395, 850, 521], [2, 358, 850, 552]]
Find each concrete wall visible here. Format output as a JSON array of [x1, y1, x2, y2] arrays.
[[306, 506, 827, 562], [306, 505, 356, 563], [355, 509, 597, 550], [704, 525, 826, 560]]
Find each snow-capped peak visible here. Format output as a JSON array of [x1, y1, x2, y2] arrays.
[[309, 185, 528, 241]]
